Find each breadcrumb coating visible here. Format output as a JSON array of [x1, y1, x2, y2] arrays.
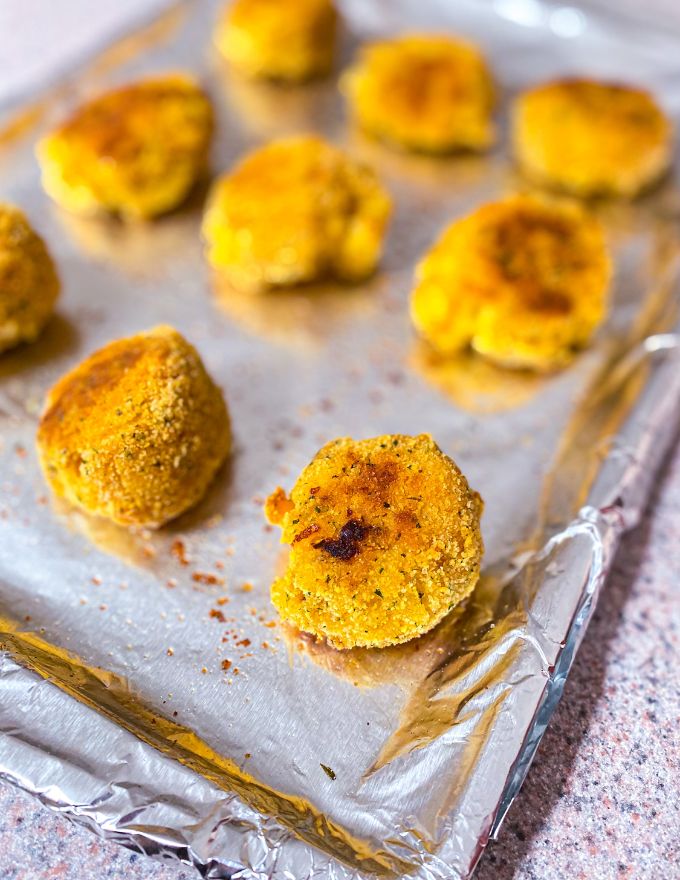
[[37, 326, 230, 528], [37, 75, 214, 219], [267, 434, 483, 649], [0, 204, 59, 353], [512, 78, 673, 198], [342, 34, 495, 154], [411, 195, 611, 371], [202, 134, 392, 291], [216, 0, 337, 82]]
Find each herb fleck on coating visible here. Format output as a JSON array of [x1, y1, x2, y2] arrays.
[[266, 434, 483, 649]]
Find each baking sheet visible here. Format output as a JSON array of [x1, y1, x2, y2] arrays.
[[1, 1, 680, 878]]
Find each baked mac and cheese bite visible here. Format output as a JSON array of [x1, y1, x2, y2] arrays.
[[37, 75, 214, 220], [0, 205, 60, 353], [266, 434, 483, 649], [215, 0, 337, 82], [342, 34, 495, 154], [37, 326, 230, 528], [411, 195, 611, 371], [512, 78, 673, 198], [202, 134, 392, 291]]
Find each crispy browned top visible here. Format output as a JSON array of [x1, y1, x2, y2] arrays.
[[52, 75, 213, 166], [37, 325, 230, 527], [268, 434, 484, 648]]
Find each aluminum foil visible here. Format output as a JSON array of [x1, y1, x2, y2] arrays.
[[1, 1, 680, 878]]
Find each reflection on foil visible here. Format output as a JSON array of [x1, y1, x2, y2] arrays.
[[49, 457, 235, 568], [410, 342, 546, 414], [281, 553, 529, 691], [1, 2, 680, 880], [281, 558, 534, 775], [212, 272, 382, 349], [0, 315, 80, 383], [535, 217, 680, 533], [52, 498, 160, 568], [213, 56, 341, 141], [51, 197, 206, 280], [347, 127, 506, 209], [0, 615, 406, 876]]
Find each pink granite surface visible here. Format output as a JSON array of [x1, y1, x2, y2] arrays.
[[1, 442, 679, 880]]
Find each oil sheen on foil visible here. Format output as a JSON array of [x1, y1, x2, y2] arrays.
[[1, 2, 679, 879]]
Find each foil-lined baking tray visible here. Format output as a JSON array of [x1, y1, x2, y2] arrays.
[[1, 1, 680, 878]]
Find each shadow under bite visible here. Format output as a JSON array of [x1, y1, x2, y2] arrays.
[[281, 546, 539, 775], [47, 454, 236, 570], [0, 314, 79, 381], [50, 182, 208, 281], [211, 270, 383, 348], [410, 341, 547, 414]]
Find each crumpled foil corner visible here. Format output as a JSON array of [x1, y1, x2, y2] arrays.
[[1, 1, 680, 878]]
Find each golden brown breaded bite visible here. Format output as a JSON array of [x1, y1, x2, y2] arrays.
[[266, 434, 483, 649], [512, 78, 673, 198], [202, 134, 392, 291], [411, 195, 610, 371], [37, 326, 230, 528], [37, 75, 213, 220], [342, 34, 495, 154], [216, 0, 337, 82], [0, 205, 60, 353]]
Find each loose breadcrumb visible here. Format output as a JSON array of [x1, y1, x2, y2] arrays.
[[202, 134, 392, 291], [37, 74, 213, 219], [410, 195, 611, 371], [342, 34, 495, 154], [37, 326, 230, 527], [215, 0, 337, 82], [0, 204, 60, 353], [266, 434, 483, 649], [512, 78, 673, 198]]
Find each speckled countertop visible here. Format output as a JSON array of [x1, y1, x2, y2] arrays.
[[1, 1, 679, 876], [1, 440, 678, 880]]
